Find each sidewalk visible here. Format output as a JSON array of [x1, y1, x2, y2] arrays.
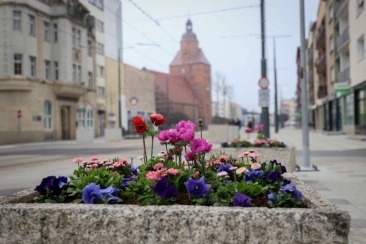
[[274, 126, 366, 243]]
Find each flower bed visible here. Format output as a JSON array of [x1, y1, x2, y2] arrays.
[[0, 174, 350, 243], [0, 116, 350, 242]]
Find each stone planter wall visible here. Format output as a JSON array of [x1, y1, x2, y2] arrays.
[[212, 147, 297, 173], [0, 174, 350, 244]]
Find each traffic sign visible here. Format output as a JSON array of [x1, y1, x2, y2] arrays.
[[17, 110, 22, 118], [258, 89, 270, 107], [258, 77, 270, 89]]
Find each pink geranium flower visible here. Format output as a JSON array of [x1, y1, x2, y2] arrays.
[[251, 162, 262, 170], [167, 168, 181, 175], [73, 157, 83, 163]]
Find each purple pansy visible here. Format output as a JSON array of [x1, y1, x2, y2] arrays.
[[82, 183, 104, 204], [232, 193, 252, 207], [121, 177, 136, 187], [35, 175, 69, 196], [130, 165, 138, 176], [189, 139, 212, 154], [184, 176, 211, 198], [245, 170, 264, 182], [268, 192, 277, 202], [216, 163, 233, 174], [264, 171, 282, 182], [152, 177, 177, 199], [280, 184, 302, 201]]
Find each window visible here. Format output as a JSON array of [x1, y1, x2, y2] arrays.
[[97, 86, 105, 97], [29, 15, 36, 36], [328, 4, 334, 22], [43, 101, 52, 129], [73, 64, 77, 82], [30, 56, 37, 77], [346, 93, 354, 125], [45, 60, 51, 80], [14, 54, 22, 75], [96, 0, 104, 10], [44, 21, 50, 42], [95, 19, 104, 33], [54, 61, 58, 80], [356, 90, 366, 126], [97, 65, 104, 77], [357, 0, 364, 14], [330, 35, 334, 52], [88, 71, 93, 88], [77, 29, 81, 47], [87, 40, 93, 56], [357, 35, 365, 61], [13, 10, 21, 32], [86, 107, 94, 128], [331, 66, 335, 82], [77, 108, 85, 128], [77, 65, 82, 83], [96, 42, 104, 55], [53, 23, 58, 42], [72, 27, 77, 46]]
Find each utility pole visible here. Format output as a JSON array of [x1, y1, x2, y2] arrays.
[[299, 0, 311, 170], [260, 0, 270, 138]]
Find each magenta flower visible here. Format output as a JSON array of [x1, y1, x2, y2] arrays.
[[184, 176, 211, 198], [245, 127, 253, 133], [189, 138, 212, 153], [157, 130, 170, 142], [185, 151, 196, 161]]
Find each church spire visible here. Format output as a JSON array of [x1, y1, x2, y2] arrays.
[[186, 19, 192, 32]]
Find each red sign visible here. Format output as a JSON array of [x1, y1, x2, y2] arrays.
[[17, 110, 22, 118], [258, 77, 270, 89]]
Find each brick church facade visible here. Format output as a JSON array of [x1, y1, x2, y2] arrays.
[[151, 20, 212, 126]]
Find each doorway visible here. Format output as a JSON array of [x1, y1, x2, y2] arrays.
[[98, 112, 105, 137], [61, 106, 71, 140]]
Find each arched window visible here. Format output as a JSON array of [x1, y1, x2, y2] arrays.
[[43, 101, 52, 129], [86, 106, 94, 128]]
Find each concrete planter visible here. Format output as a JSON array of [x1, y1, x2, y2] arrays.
[[212, 147, 297, 173], [207, 125, 239, 143], [0, 174, 349, 244]]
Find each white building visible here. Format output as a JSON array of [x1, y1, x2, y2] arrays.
[[0, 0, 97, 144]]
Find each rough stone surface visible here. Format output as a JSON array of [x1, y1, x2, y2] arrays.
[[212, 147, 297, 172], [0, 174, 350, 244]]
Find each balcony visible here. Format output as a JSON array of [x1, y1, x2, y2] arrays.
[[336, 26, 349, 52], [316, 26, 326, 50], [54, 82, 87, 98], [337, 67, 350, 82], [308, 73, 314, 84], [0, 76, 34, 91], [316, 55, 326, 75], [335, 0, 347, 15], [317, 84, 328, 99]]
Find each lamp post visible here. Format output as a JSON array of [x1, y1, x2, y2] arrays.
[[260, 0, 270, 139]]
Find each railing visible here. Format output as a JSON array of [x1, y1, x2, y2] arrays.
[[317, 84, 328, 99], [316, 55, 326, 74], [337, 67, 350, 82], [335, 0, 346, 15], [316, 26, 326, 49], [336, 26, 349, 51]]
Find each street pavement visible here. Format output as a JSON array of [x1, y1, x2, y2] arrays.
[[0, 127, 365, 243], [273, 126, 366, 244]]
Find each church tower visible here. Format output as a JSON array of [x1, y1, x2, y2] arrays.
[[170, 20, 212, 124]]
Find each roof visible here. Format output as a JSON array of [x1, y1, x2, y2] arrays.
[[170, 48, 210, 66]]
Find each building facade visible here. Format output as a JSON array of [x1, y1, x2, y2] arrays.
[[307, 0, 365, 135], [0, 0, 97, 144]]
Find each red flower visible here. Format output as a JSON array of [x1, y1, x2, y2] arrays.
[[150, 113, 166, 126], [132, 116, 147, 134]]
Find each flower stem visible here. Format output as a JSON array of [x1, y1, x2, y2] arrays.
[[151, 135, 154, 159], [142, 133, 147, 163]]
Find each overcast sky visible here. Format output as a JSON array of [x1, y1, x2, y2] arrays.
[[118, 0, 319, 113]]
